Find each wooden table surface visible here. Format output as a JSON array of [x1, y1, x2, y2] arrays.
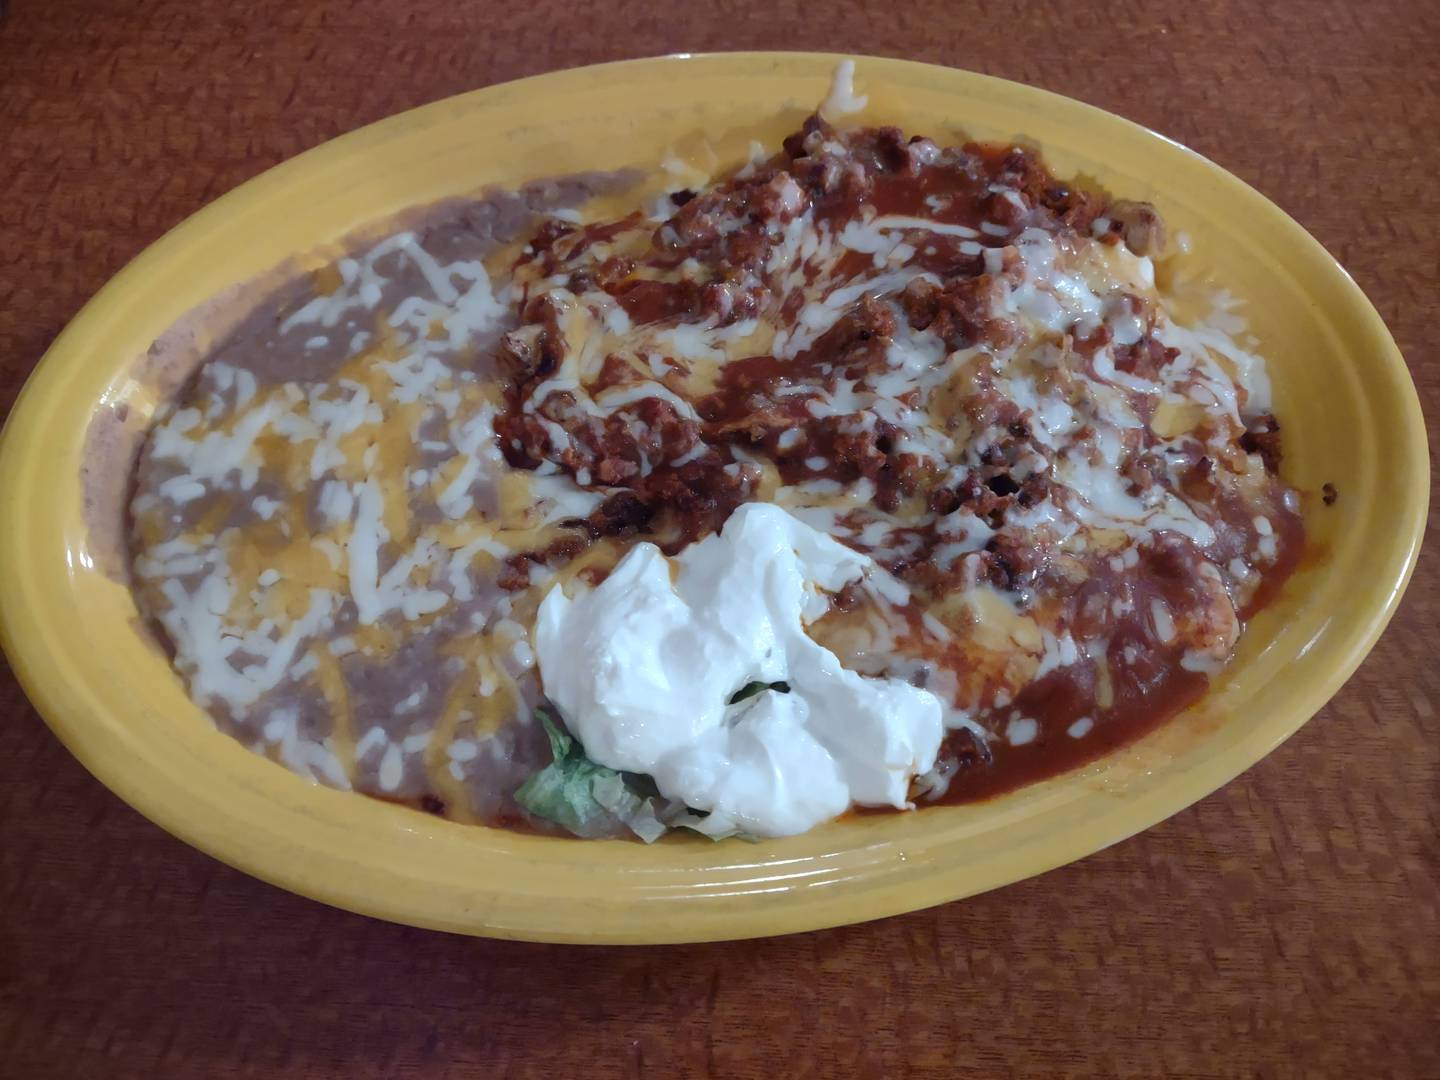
[[2, 2, 1437, 1077]]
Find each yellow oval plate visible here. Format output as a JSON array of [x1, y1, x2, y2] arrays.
[[0, 53, 1426, 943]]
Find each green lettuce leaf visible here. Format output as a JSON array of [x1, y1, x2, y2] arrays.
[[514, 709, 667, 842], [516, 705, 771, 844]]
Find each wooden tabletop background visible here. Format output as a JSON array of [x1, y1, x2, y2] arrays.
[[2, 1, 1437, 1077]]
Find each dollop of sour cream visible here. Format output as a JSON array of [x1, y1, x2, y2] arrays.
[[534, 502, 943, 838]]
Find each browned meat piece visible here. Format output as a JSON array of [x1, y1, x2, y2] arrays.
[[983, 188, 1028, 229], [588, 491, 655, 535], [1108, 199, 1167, 256], [657, 172, 807, 261], [588, 255, 636, 291], [1140, 537, 1239, 659], [829, 425, 889, 480], [497, 394, 701, 481], [801, 293, 897, 374], [839, 125, 914, 175], [923, 276, 1019, 351], [1044, 184, 1106, 233], [697, 279, 767, 325], [898, 278, 942, 331], [784, 122, 877, 207], [614, 278, 702, 324], [1179, 454, 1216, 502], [1239, 413, 1284, 474], [1112, 336, 1179, 380], [782, 113, 833, 160], [961, 385, 1027, 433], [526, 217, 577, 256]]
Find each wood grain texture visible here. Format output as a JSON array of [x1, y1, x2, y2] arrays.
[[1, 1, 1437, 1076]]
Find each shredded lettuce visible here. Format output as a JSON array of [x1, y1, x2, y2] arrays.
[[655, 804, 739, 842], [515, 706, 763, 843], [514, 709, 667, 842]]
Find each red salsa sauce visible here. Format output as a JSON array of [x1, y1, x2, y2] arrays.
[[495, 117, 1306, 811]]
